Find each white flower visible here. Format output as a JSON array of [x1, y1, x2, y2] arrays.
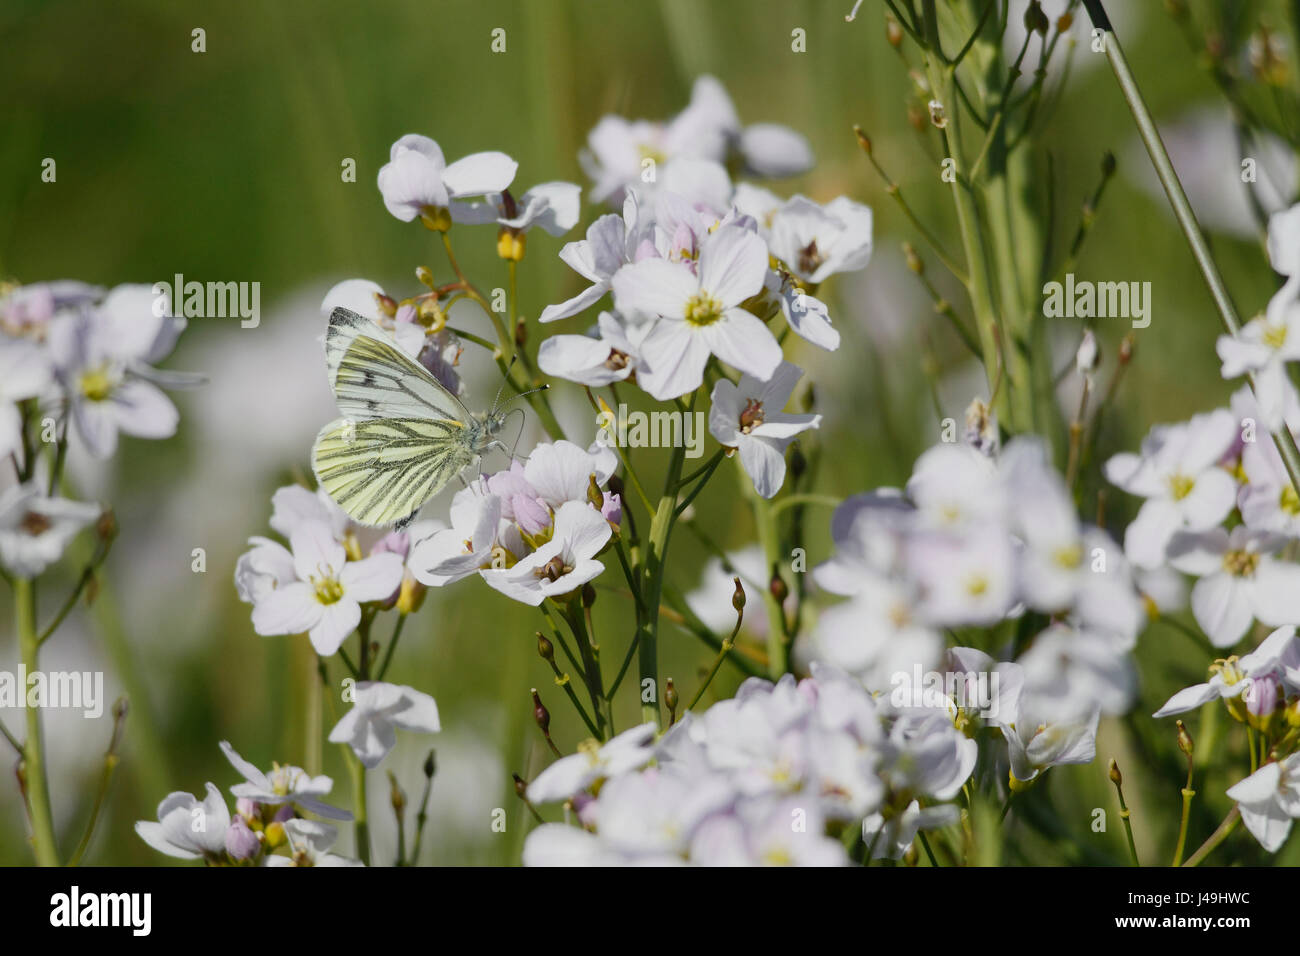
[[1238, 435, 1300, 536], [1217, 283, 1300, 432], [410, 489, 506, 587], [0, 338, 52, 464], [135, 783, 231, 861], [611, 225, 780, 399], [377, 134, 517, 222], [1168, 526, 1300, 647], [526, 722, 658, 803], [46, 284, 194, 459], [522, 439, 617, 512], [220, 741, 351, 820], [451, 181, 582, 236], [1016, 624, 1136, 719], [269, 483, 351, 540], [539, 196, 647, 323], [708, 361, 820, 498], [0, 484, 100, 578], [861, 801, 960, 861], [484, 500, 611, 605], [764, 269, 840, 350], [249, 522, 404, 655], [266, 819, 364, 867], [538, 311, 648, 385], [905, 525, 1016, 628], [1226, 754, 1300, 852], [319, 278, 424, 358], [1268, 201, 1300, 277], [328, 681, 441, 769], [1104, 410, 1239, 569], [995, 698, 1100, 785], [906, 442, 1005, 530], [1154, 625, 1300, 717], [234, 535, 297, 604], [691, 797, 847, 866], [768, 195, 874, 284]]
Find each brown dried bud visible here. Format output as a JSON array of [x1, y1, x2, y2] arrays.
[[512, 773, 527, 798], [770, 573, 789, 604], [582, 583, 596, 608], [424, 750, 437, 779], [531, 688, 550, 735], [732, 576, 747, 613]]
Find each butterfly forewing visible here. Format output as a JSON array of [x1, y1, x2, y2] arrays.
[[312, 417, 477, 527], [326, 307, 467, 422]]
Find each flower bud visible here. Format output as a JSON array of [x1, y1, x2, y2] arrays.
[[264, 820, 288, 850], [664, 678, 679, 714], [587, 474, 604, 509], [415, 266, 436, 289], [374, 292, 399, 317], [396, 572, 426, 615], [600, 491, 622, 528], [225, 816, 261, 862], [388, 771, 407, 814], [1024, 0, 1049, 35], [497, 229, 526, 262], [886, 17, 903, 48], [537, 631, 555, 663], [236, 797, 259, 821], [853, 125, 873, 155], [1108, 758, 1122, 786], [732, 576, 747, 613], [903, 241, 924, 275], [512, 773, 528, 798], [531, 688, 550, 735], [1056, 12, 1073, 31], [1176, 719, 1194, 757], [1076, 329, 1100, 375], [769, 572, 788, 604], [424, 750, 438, 779]]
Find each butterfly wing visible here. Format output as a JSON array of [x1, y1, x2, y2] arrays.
[[312, 416, 478, 527], [325, 306, 467, 422]]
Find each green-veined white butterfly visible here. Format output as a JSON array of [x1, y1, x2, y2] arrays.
[[311, 307, 519, 528]]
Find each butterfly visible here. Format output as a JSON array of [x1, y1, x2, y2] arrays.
[[311, 307, 515, 528]]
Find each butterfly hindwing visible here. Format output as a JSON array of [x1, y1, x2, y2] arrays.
[[311, 416, 477, 527], [326, 307, 467, 422]]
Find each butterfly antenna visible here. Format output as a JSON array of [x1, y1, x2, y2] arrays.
[[491, 355, 520, 413], [500, 382, 550, 413]]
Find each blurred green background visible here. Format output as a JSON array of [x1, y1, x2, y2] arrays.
[[1, 0, 1297, 865]]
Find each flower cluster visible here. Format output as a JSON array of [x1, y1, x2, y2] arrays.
[[135, 741, 361, 866], [808, 428, 1143, 778]]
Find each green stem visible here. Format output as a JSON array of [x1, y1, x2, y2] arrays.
[[1181, 806, 1240, 867], [348, 755, 369, 866], [637, 441, 688, 727], [16, 578, 59, 866], [1085, 0, 1300, 491], [920, 0, 1011, 427]]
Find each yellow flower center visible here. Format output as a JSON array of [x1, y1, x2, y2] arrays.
[[1168, 474, 1196, 500], [1263, 323, 1289, 350], [1222, 549, 1259, 577], [1053, 543, 1083, 569], [1282, 484, 1300, 516], [684, 292, 724, 327], [313, 576, 345, 605], [79, 367, 115, 402]]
